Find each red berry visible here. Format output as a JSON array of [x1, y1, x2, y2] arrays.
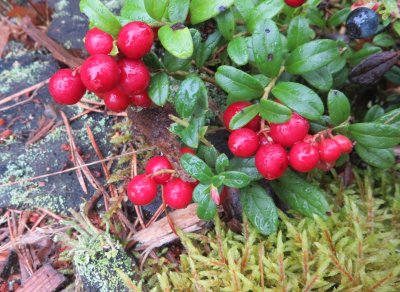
[[164, 178, 194, 209], [220, 187, 228, 203], [49, 69, 86, 105], [332, 135, 353, 154], [289, 142, 319, 172], [303, 134, 313, 142], [319, 139, 342, 162], [285, 0, 306, 8], [80, 54, 120, 93], [255, 144, 288, 180], [270, 113, 310, 147], [316, 160, 335, 172], [103, 88, 130, 112], [228, 128, 259, 158], [118, 59, 150, 95], [223, 101, 261, 131], [84, 28, 114, 55], [117, 21, 154, 59], [180, 147, 196, 155], [130, 92, 152, 108], [145, 156, 173, 184], [127, 174, 157, 205]]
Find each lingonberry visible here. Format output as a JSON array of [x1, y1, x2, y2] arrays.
[[258, 133, 271, 146], [145, 156, 173, 184], [285, 0, 306, 8], [332, 135, 353, 154], [103, 88, 130, 112], [255, 144, 288, 180], [270, 113, 309, 147], [180, 147, 196, 155], [303, 134, 313, 142], [319, 139, 342, 162], [118, 59, 150, 95], [80, 54, 120, 93], [127, 174, 157, 205], [84, 28, 114, 55], [130, 92, 152, 108], [228, 128, 259, 158], [289, 142, 319, 172], [117, 21, 154, 59], [346, 7, 379, 39], [316, 160, 335, 172], [164, 178, 194, 209], [223, 101, 261, 131], [49, 69, 86, 105]]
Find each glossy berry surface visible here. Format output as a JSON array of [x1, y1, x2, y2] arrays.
[[346, 7, 379, 39], [49, 69, 86, 105], [84, 28, 114, 55], [130, 92, 152, 108], [270, 113, 310, 147], [285, 0, 306, 7], [164, 178, 194, 209], [255, 144, 288, 180], [127, 174, 157, 205], [228, 128, 259, 158], [319, 139, 342, 162], [289, 142, 319, 172], [80, 54, 119, 93], [118, 59, 150, 95], [145, 156, 173, 184], [103, 88, 130, 112], [332, 135, 353, 154], [180, 147, 196, 155], [117, 21, 154, 59], [223, 101, 261, 131]]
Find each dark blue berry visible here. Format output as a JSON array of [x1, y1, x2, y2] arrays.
[[346, 7, 379, 39]]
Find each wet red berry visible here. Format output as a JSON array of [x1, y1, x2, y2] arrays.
[[84, 28, 114, 55], [103, 88, 130, 112], [80, 54, 120, 93], [127, 174, 157, 205], [223, 101, 261, 131], [145, 156, 173, 184], [270, 113, 310, 147], [332, 135, 353, 154], [289, 142, 319, 172], [49, 69, 86, 105], [285, 0, 306, 7], [303, 134, 313, 142], [130, 92, 152, 108], [255, 144, 288, 180], [180, 147, 196, 155], [319, 139, 342, 162], [258, 133, 272, 146], [164, 178, 194, 209], [118, 59, 150, 95], [117, 21, 154, 59], [228, 128, 259, 158]]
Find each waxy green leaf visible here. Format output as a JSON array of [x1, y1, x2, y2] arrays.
[[246, 0, 284, 33], [144, 0, 167, 21], [215, 7, 235, 40], [220, 171, 251, 188], [194, 31, 222, 68], [193, 184, 217, 220], [349, 123, 400, 149], [180, 154, 213, 183], [121, 0, 157, 24], [355, 144, 395, 169], [148, 73, 169, 106], [229, 104, 259, 130], [176, 75, 206, 118], [287, 16, 314, 51], [158, 24, 193, 59], [302, 67, 333, 92], [259, 99, 292, 123], [227, 37, 249, 66], [327, 90, 351, 125], [190, 0, 234, 24], [168, 0, 190, 23], [216, 154, 229, 174]]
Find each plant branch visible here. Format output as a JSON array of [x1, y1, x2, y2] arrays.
[[262, 66, 285, 100], [168, 114, 212, 146]]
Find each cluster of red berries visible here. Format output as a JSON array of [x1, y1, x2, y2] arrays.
[[284, 0, 306, 8], [224, 101, 353, 180], [49, 22, 155, 112], [127, 148, 197, 209]]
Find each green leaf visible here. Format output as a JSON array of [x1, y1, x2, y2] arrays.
[[193, 184, 217, 220], [143, 51, 163, 70], [270, 171, 330, 219], [252, 19, 283, 78], [246, 0, 284, 33], [227, 37, 248, 66], [228, 157, 263, 181], [327, 90, 351, 125], [234, 0, 254, 21], [229, 104, 259, 130], [180, 154, 214, 182], [168, 0, 190, 23], [307, 7, 325, 28], [158, 24, 193, 59], [374, 108, 400, 126], [271, 82, 324, 120], [287, 16, 314, 51], [364, 105, 385, 122], [302, 67, 333, 92], [373, 33, 396, 47], [197, 146, 219, 168], [190, 0, 234, 25], [121, 0, 157, 24], [215, 66, 264, 100], [181, 124, 200, 149], [194, 31, 222, 68], [384, 66, 400, 85], [259, 99, 292, 123], [215, 8, 235, 40], [327, 56, 346, 74], [216, 154, 229, 173], [220, 171, 251, 188], [355, 144, 395, 169], [349, 44, 382, 65], [164, 51, 191, 72], [240, 183, 278, 235], [80, 0, 122, 37], [349, 123, 400, 149], [211, 175, 225, 188], [148, 73, 169, 106], [328, 8, 350, 27], [285, 40, 339, 74], [144, 0, 168, 21], [176, 75, 206, 118]]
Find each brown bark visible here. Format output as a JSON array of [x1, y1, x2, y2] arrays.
[[16, 264, 66, 292]]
